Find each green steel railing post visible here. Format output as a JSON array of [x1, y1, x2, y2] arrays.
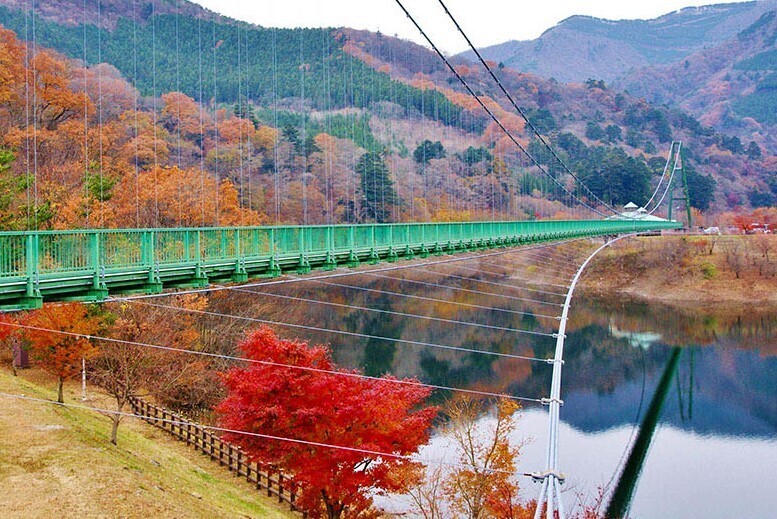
[[419, 225, 428, 258], [269, 228, 281, 277], [183, 231, 190, 262], [87, 232, 108, 302], [403, 225, 414, 259], [23, 234, 42, 309], [297, 227, 311, 274], [142, 231, 162, 293], [369, 225, 379, 264], [432, 224, 443, 255], [194, 230, 208, 285], [91, 233, 101, 288], [323, 226, 337, 270], [386, 225, 398, 262], [143, 231, 152, 278], [347, 226, 359, 268], [233, 229, 247, 282]]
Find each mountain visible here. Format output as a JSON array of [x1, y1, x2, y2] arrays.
[[459, 1, 776, 84], [615, 10, 777, 140], [0, 0, 223, 29], [0, 0, 462, 124], [0, 0, 772, 226], [341, 28, 773, 212]]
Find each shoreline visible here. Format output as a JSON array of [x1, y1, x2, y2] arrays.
[[576, 235, 777, 309]]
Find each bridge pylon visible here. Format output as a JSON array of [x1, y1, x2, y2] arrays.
[[665, 142, 693, 228]]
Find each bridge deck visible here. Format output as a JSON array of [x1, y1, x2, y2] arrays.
[[0, 219, 680, 310]]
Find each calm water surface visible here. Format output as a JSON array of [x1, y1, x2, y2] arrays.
[[214, 254, 777, 518]]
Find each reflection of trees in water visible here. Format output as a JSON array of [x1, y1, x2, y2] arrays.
[[574, 297, 777, 351], [202, 267, 775, 435]]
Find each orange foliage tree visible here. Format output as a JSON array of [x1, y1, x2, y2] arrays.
[[0, 27, 26, 110], [441, 397, 531, 519], [23, 303, 103, 402], [160, 91, 206, 139], [94, 294, 217, 440], [110, 165, 263, 227], [217, 327, 438, 519]]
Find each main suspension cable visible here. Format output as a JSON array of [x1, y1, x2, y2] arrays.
[[434, 0, 619, 215], [392, 0, 608, 218]]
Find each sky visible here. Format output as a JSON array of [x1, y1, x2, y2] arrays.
[[189, 0, 711, 54]]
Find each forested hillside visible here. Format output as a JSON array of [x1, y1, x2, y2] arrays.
[[0, 0, 774, 234], [0, 4, 465, 125], [616, 10, 777, 138], [344, 27, 773, 213], [459, 1, 775, 83]]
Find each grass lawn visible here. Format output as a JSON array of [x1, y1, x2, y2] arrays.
[[0, 367, 294, 518]]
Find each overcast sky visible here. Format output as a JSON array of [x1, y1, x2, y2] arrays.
[[189, 0, 710, 54]]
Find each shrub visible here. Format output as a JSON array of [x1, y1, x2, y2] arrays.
[[700, 261, 717, 280]]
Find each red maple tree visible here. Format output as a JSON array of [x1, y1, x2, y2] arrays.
[[216, 326, 437, 518], [0, 312, 13, 341]]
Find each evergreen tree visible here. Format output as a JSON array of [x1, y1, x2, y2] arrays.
[[746, 141, 762, 160], [585, 122, 605, 141], [579, 147, 651, 206], [413, 140, 446, 165], [685, 162, 716, 211], [605, 124, 623, 142], [356, 152, 399, 223]]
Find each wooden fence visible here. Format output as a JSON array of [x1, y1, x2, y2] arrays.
[[128, 396, 305, 517]]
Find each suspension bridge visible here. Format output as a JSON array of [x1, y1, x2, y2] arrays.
[[0, 0, 699, 517], [0, 218, 679, 311]]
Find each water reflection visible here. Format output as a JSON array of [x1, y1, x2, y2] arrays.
[[206, 256, 776, 517], [208, 265, 777, 438]]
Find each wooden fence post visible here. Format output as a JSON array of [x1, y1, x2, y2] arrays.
[[128, 396, 303, 516]]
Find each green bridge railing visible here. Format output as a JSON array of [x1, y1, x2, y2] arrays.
[[0, 219, 681, 310]]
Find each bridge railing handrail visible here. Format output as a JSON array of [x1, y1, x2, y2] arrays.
[[0, 217, 672, 236], [0, 219, 681, 308]]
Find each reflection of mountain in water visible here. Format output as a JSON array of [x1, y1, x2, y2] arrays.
[[206, 254, 776, 440], [563, 345, 777, 438]]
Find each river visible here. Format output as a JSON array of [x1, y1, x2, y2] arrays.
[[210, 247, 777, 517]]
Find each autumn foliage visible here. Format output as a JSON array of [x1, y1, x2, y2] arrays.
[[443, 397, 531, 519], [22, 302, 102, 402], [216, 327, 438, 518], [0, 312, 13, 342]]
